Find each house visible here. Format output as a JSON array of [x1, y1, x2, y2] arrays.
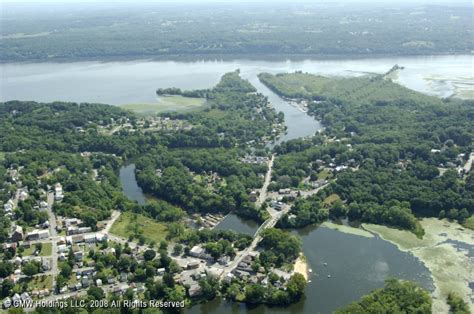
[[223, 273, 234, 284], [120, 272, 128, 282], [249, 190, 258, 202], [11, 294, 20, 305], [81, 277, 90, 288], [4, 199, 14, 213], [96, 233, 107, 242], [81, 269, 93, 276], [187, 261, 200, 270], [217, 256, 231, 266], [205, 267, 224, 278], [189, 246, 212, 260], [136, 283, 145, 293], [20, 292, 31, 303], [54, 183, 64, 201], [11, 225, 24, 242], [83, 233, 96, 243], [188, 284, 202, 297], [96, 279, 103, 286], [57, 244, 68, 253], [2, 297, 11, 309], [273, 202, 284, 211], [39, 201, 48, 212], [189, 246, 205, 258], [71, 235, 84, 243], [64, 218, 81, 227], [18, 190, 29, 201], [26, 229, 49, 241], [74, 251, 84, 261], [42, 259, 51, 271]]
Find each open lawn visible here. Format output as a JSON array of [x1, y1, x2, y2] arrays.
[[0, 152, 5, 161], [25, 275, 53, 291], [120, 95, 206, 114], [323, 193, 341, 206], [110, 211, 169, 244], [317, 168, 332, 180], [23, 242, 52, 257]]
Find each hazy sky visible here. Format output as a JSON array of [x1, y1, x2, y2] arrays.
[[1, 0, 472, 3]]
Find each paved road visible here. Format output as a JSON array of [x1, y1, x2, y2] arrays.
[[463, 152, 474, 173], [256, 155, 275, 207], [103, 210, 121, 233], [46, 192, 59, 289]]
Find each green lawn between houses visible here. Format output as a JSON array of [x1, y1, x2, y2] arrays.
[[109, 211, 169, 245]]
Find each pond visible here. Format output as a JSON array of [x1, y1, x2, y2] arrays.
[[214, 214, 260, 236], [119, 163, 147, 206]]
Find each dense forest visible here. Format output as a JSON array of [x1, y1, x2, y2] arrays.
[[135, 71, 277, 221], [335, 279, 432, 313], [1, 3, 472, 62], [260, 72, 474, 235]]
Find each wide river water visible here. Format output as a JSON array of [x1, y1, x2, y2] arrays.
[[3, 55, 472, 313]]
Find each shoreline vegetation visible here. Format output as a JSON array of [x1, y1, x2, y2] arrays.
[[321, 221, 374, 238], [363, 218, 474, 313]]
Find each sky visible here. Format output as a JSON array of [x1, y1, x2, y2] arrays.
[[0, 0, 472, 3]]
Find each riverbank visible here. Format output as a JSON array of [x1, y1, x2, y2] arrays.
[[294, 255, 309, 281], [322, 221, 374, 238], [363, 218, 474, 313]]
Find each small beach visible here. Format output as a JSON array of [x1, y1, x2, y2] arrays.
[[294, 255, 309, 281]]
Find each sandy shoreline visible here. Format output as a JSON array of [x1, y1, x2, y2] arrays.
[[294, 254, 309, 281]]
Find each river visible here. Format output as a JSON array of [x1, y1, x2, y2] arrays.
[[5, 55, 470, 313]]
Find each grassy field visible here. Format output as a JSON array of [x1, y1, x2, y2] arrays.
[[317, 168, 332, 180], [26, 275, 53, 291], [23, 242, 52, 257], [120, 95, 206, 114], [110, 211, 168, 244], [323, 193, 341, 206], [0, 152, 5, 161]]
